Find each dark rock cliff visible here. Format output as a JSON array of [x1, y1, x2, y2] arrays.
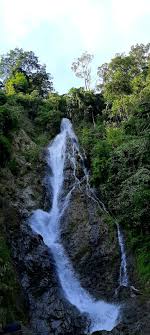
[[0, 131, 149, 335], [60, 139, 120, 300], [0, 130, 86, 335]]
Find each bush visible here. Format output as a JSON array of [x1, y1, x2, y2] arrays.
[[0, 135, 11, 166], [0, 104, 20, 134], [35, 96, 64, 136], [0, 235, 26, 324], [0, 91, 7, 105], [5, 72, 29, 95]]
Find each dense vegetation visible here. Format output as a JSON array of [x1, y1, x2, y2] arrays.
[[76, 44, 150, 288], [0, 45, 150, 325]]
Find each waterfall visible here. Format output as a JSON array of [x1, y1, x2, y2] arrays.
[[29, 118, 120, 333], [117, 223, 129, 287]]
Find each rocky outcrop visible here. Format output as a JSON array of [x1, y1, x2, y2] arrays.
[[60, 138, 150, 334], [3, 208, 86, 335], [91, 298, 150, 335], [60, 139, 120, 300], [1, 129, 149, 335], [61, 185, 120, 300], [0, 130, 86, 335]]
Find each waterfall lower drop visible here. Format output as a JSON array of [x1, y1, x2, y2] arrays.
[[117, 224, 129, 287], [29, 118, 120, 333]]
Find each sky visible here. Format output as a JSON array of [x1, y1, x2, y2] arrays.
[[0, 0, 150, 93]]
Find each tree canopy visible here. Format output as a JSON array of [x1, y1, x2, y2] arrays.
[[0, 48, 53, 97], [97, 43, 150, 119]]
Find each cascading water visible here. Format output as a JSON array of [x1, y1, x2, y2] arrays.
[[29, 118, 120, 333], [117, 223, 128, 287]]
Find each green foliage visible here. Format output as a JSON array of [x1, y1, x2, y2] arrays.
[[24, 145, 40, 164], [97, 43, 150, 123], [0, 235, 26, 324], [5, 72, 29, 95], [35, 93, 65, 136], [0, 48, 53, 96], [30, 64, 53, 97], [115, 168, 150, 227], [0, 135, 11, 165], [0, 97, 21, 166], [136, 248, 150, 286], [98, 54, 133, 100], [106, 127, 125, 146], [91, 140, 111, 184], [0, 48, 39, 79], [66, 87, 104, 124], [35, 133, 50, 147], [16, 92, 43, 119], [77, 43, 150, 287], [0, 103, 20, 134], [0, 43, 149, 302], [0, 91, 7, 105]]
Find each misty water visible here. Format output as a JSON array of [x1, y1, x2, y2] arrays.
[[29, 118, 120, 333]]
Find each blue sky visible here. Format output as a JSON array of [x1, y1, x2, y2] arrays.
[[0, 0, 150, 93]]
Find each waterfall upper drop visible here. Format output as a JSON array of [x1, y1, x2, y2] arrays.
[[29, 118, 120, 333]]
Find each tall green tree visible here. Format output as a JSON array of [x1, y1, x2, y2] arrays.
[[0, 48, 53, 96], [97, 43, 150, 120]]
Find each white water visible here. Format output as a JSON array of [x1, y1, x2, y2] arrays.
[[29, 118, 120, 333], [117, 223, 128, 287]]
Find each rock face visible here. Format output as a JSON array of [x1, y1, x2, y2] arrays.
[[4, 209, 86, 335], [61, 187, 120, 300], [1, 129, 149, 335], [91, 298, 150, 335], [60, 138, 150, 335], [60, 139, 120, 300], [0, 130, 86, 335]]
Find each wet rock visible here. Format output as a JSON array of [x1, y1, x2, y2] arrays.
[[114, 285, 143, 302], [60, 139, 120, 300], [90, 298, 150, 335], [4, 207, 87, 335], [114, 285, 132, 301], [13, 129, 36, 152], [1, 128, 149, 335], [0, 131, 87, 335]]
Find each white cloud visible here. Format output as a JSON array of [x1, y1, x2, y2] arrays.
[[112, 0, 150, 32], [69, 0, 106, 51], [1, 0, 67, 41], [1, 0, 106, 49], [1, 0, 150, 49]]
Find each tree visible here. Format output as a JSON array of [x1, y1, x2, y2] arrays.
[[97, 43, 150, 98], [0, 48, 53, 96], [5, 72, 29, 95], [65, 87, 104, 126], [30, 64, 53, 97], [129, 43, 150, 73], [97, 43, 150, 120], [35, 93, 64, 136], [71, 51, 94, 90], [97, 54, 133, 99]]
